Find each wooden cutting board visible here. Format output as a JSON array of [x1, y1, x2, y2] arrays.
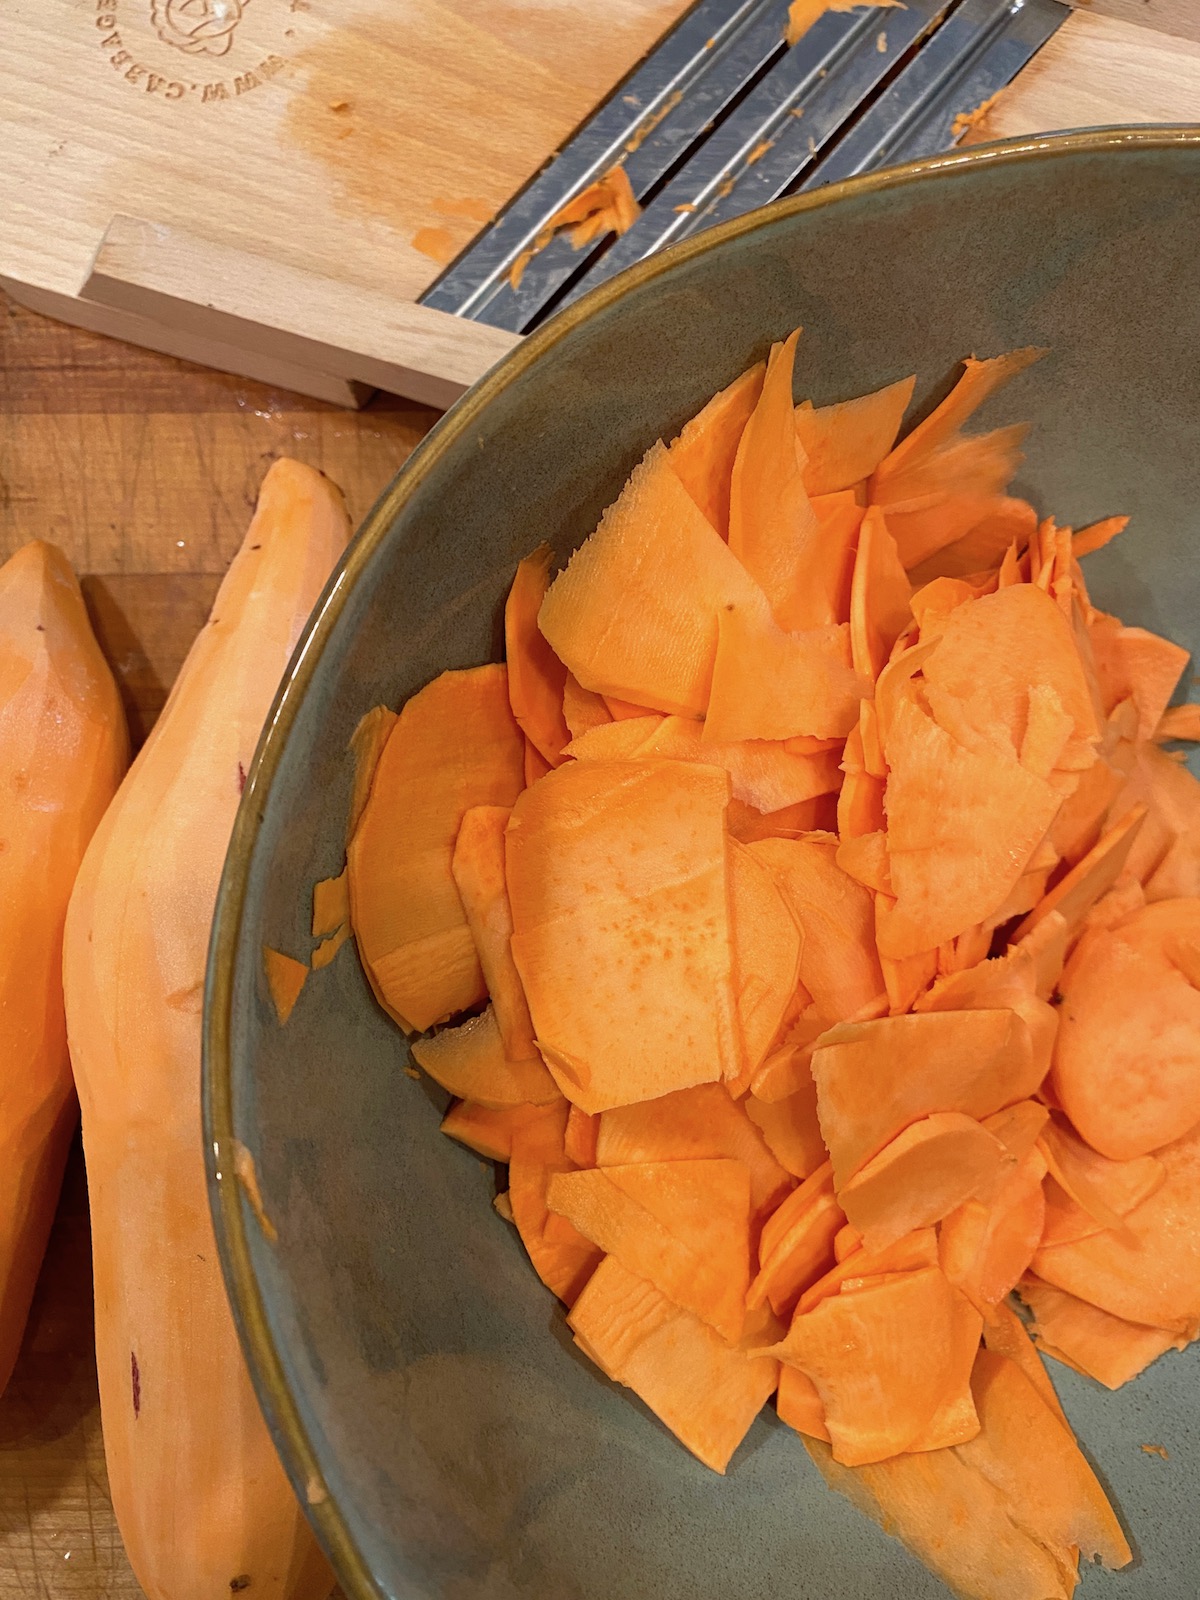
[[1, 1, 1198, 1593]]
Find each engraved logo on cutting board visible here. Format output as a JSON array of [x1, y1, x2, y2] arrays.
[[92, 0, 301, 104], [151, 0, 250, 58]]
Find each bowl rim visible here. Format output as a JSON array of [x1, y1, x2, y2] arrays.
[[203, 123, 1200, 1599]]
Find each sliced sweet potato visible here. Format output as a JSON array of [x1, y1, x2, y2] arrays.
[[507, 760, 739, 1112], [548, 1158, 750, 1340], [451, 805, 536, 1061], [1072, 515, 1128, 559], [596, 1082, 792, 1222], [263, 947, 307, 1025], [668, 362, 765, 538], [794, 374, 915, 495], [838, 1112, 1012, 1249], [981, 1298, 1068, 1426], [811, 1007, 1038, 1187], [564, 1105, 599, 1169], [1019, 1276, 1188, 1389], [849, 508, 912, 682], [1038, 1113, 1164, 1232], [311, 869, 349, 939], [748, 1168, 845, 1320], [348, 705, 397, 837], [1012, 804, 1146, 944], [539, 441, 768, 717], [795, 1228, 940, 1316], [907, 497, 1038, 587], [705, 605, 866, 743], [567, 1255, 779, 1473], [939, 1145, 1047, 1314], [775, 1363, 829, 1441], [571, 711, 842, 812], [1052, 898, 1200, 1159], [748, 836, 886, 1019], [768, 1266, 982, 1465], [728, 795, 839, 842], [810, 490, 865, 626], [729, 841, 806, 1075], [440, 1099, 552, 1163], [880, 688, 1064, 957], [728, 330, 823, 631], [1032, 1122, 1200, 1333], [411, 1007, 559, 1108], [1156, 702, 1200, 743], [805, 1435, 1073, 1600], [561, 672, 612, 738], [505, 545, 570, 764], [1088, 615, 1189, 740], [348, 665, 524, 1032], [509, 1101, 602, 1305], [956, 1349, 1131, 1572], [873, 426, 1029, 571], [871, 348, 1045, 484], [745, 1082, 825, 1180]]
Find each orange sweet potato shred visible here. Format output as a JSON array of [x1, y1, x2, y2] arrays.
[[346, 332, 1200, 1597]]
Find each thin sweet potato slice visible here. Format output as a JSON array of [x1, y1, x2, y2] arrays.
[[412, 1007, 559, 1108], [745, 1082, 826, 1180], [507, 760, 739, 1112], [871, 348, 1045, 483], [810, 490, 865, 626], [539, 441, 768, 717], [705, 604, 866, 743], [881, 688, 1064, 957], [728, 330, 824, 631], [263, 947, 307, 1025], [570, 712, 842, 812], [794, 374, 915, 495], [1032, 1122, 1200, 1333], [509, 1101, 602, 1305], [1051, 898, 1200, 1159], [505, 545, 570, 764], [1155, 702, 1200, 743], [548, 1158, 750, 1340], [1088, 615, 1189, 740], [748, 836, 886, 1019], [748, 1166, 844, 1319], [805, 1435, 1073, 1600], [451, 805, 536, 1060], [767, 1266, 982, 1465], [922, 582, 1100, 754], [939, 1145, 1047, 1315], [668, 362, 765, 538], [811, 1007, 1038, 1186], [311, 870, 349, 939], [728, 795, 839, 843], [981, 1298, 1068, 1426], [596, 1082, 792, 1222], [956, 1349, 1131, 1573], [440, 1098, 552, 1162], [567, 1255, 779, 1473], [729, 841, 806, 1075], [1019, 1276, 1189, 1389], [848, 507, 912, 681], [348, 665, 525, 1032], [1037, 1113, 1164, 1232], [775, 1363, 829, 1440], [1012, 804, 1146, 943], [348, 705, 397, 837], [838, 1112, 1012, 1249], [564, 1105, 599, 1168], [795, 1228, 940, 1315], [907, 497, 1038, 587], [562, 672, 612, 738], [1072, 515, 1128, 559], [873, 427, 1029, 571]]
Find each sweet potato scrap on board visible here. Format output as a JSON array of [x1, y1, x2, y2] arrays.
[[508, 166, 640, 289], [352, 338, 1200, 1598]]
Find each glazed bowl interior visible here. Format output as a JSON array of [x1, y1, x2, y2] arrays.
[[206, 129, 1200, 1600]]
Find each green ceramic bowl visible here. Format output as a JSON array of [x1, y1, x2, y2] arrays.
[[205, 127, 1200, 1600]]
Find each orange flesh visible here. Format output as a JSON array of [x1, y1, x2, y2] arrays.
[[263, 947, 308, 1024], [352, 342, 1200, 1595]]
